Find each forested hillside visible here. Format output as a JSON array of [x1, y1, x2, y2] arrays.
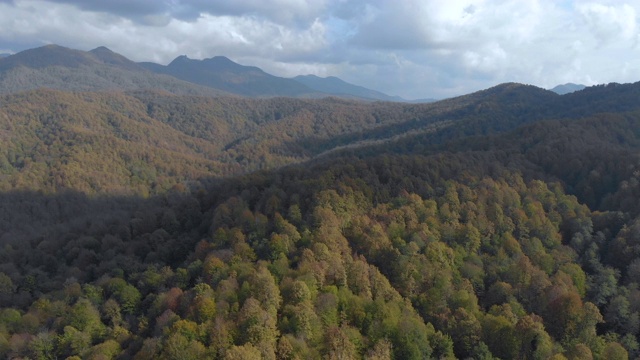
[[0, 87, 487, 195], [1, 81, 640, 359]]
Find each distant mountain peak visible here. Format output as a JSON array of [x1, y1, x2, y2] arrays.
[[146, 54, 313, 97], [0, 44, 225, 95], [0, 44, 95, 70], [202, 56, 235, 66], [168, 55, 196, 67], [42, 44, 66, 50], [483, 82, 554, 95], [202, 56, 264, 73], [550, 83, 586, 95], [88, 45, 142, 71], [90, 46, 115, 54]]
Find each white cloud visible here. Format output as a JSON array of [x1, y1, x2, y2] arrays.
[[190, 0, 331, 25], [577, 2, 637, 44], [0, 0, 640, 99]]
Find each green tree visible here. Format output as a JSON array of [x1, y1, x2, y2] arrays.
[[226, 344, 262, 360], [67, 298, 105, 340], [161, 333, 206, 360], [602, 342, 629, 360], [28, 332, 57, 360]]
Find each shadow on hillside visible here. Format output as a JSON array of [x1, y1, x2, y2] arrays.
[[3, 81, 640, 309]]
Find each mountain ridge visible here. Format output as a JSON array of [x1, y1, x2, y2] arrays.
[[140, 54, 320, 97], [1, 69, 640, 359], [0, 44, 412, 101], [2, 79, 640, 196], [293, 74, 404, 102], [0, 44, 227, 96]]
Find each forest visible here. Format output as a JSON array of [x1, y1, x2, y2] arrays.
[[1, 81, 640, 359]]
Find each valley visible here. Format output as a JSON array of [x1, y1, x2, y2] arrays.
[[0, 44, 639, 360]]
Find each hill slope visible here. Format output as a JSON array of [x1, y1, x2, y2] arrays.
[[5, 81, 640, 196], [0, 87, 480, 194], [2, 80, 640, 359]]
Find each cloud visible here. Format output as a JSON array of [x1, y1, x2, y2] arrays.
[[188, 0, 331, 25], [0, 0, 329, 62], [44, 0, 170, 25], [35, 0, 331, 25], [577, 2, 637, 45], [0, 0, 640, 99]]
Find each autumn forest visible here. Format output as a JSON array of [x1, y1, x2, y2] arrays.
[[1, 46, 640, 360]]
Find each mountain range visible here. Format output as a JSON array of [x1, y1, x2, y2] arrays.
[[0, 44, 596, 101], [0, 44, 409, 101], [2, 43, 640, 359], [1, 75, 639, 195], [0, 45, 225, 96], [139, 55, 320, 98]]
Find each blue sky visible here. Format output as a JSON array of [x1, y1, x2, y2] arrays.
[[0, 0, 639, 99]]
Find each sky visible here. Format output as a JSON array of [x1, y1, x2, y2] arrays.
[[0, 0, 639, 99]]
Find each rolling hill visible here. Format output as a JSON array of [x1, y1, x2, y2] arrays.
[[2, 79, 640, 198], [1, 46, 640, 358]]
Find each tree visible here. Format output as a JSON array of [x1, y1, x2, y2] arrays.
[[0, 272, 14, 295], [67, 298, 105, 341], [602, 342, 628, 360], [226, 344, 262, 360], [85, 339, 121, 360], [161, 333, 206, 360], [482, 313, 518, 359], [28, 332, 56, 360], [324, 326, 358, 360], [365, 338, 392, 360], [58, 326, 91, 358], [447, 308, 481, 358]]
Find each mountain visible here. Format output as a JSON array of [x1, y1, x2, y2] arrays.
[[0, 44, 226, 96], [88, 46, 145, 72], [3, 81, 640, 196], [0, 88, 477, 194], [0, 44, 96, 70], [140, 55, 322, 98], [293, 74, 404, 101], [0, 44, 434, 100], [549, 82, 586, 94], [0, 53, 10, 58], [3, 80, 640, 359]]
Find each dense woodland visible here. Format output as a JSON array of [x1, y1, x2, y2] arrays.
[[1, 81, 640, 359]]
